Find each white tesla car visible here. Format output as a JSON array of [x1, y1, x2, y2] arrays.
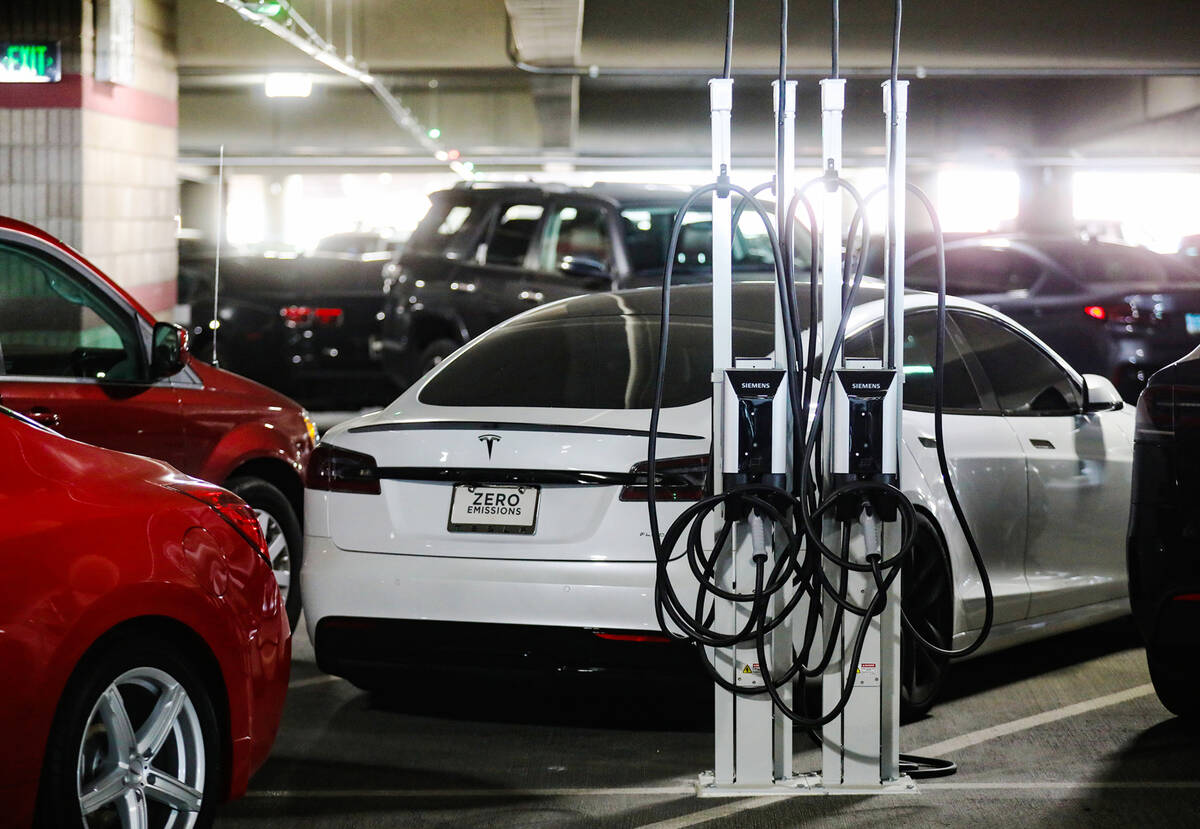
[[302, 281, 1133, 712]]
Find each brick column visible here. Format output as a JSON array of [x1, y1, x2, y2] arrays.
[[0, 0, 178, 317]]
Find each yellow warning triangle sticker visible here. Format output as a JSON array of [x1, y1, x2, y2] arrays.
[[742, 665, 753, 674]]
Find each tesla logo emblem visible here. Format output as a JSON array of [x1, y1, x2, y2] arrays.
[[479, 434, 501, 458]]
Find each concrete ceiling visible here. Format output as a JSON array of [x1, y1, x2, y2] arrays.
[[177, 0, 1200, 171]]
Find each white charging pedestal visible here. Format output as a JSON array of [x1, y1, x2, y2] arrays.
[[697, 75, 915, 798]]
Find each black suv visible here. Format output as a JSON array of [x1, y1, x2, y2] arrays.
[[378, 182, 790, 388]]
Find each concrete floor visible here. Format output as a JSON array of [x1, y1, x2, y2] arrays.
[[216, 616, 1200, 828]]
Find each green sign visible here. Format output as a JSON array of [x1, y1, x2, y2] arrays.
[[0, 42, 62, 83]]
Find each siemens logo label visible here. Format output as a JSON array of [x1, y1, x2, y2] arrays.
[[851, 383, 883, 390], [741, 382, 772, 389]]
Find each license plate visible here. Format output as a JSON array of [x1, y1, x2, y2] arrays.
[[448, 484, 540, 534], [1187, 313, 1200, 336]]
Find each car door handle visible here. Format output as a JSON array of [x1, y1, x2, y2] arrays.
[[918, 436, 938, 448], [28, 407, 60, 428], [1030, 438, 1055, 449]]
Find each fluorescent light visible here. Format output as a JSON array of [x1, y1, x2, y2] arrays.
[[264, 73, 312, 98]]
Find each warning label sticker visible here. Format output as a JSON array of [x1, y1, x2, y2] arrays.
[[855, 661, 881, 687], [736, 660, 764, 688]]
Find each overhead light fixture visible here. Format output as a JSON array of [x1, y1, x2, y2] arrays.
[[265, 72, 312, 98]]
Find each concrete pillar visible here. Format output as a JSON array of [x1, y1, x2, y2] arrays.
[[0, 0, 178, 317], [1016, 165, 1074, 236]]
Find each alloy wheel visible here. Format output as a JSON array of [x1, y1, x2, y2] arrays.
[[255, 507, 291, 602], [76, 666, 206, 828]]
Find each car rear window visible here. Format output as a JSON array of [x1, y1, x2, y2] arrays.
[[419, 315, 774, 409]]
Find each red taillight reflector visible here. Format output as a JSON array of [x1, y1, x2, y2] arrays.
[[314, 307, 343, 324], [1084, 305, 1106, 320], [165, 480, 270, 563], [1173, 593, 1200, 602], [593, 632, 673, 643]]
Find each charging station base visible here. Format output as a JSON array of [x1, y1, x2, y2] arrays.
[[696, 772, 917, 797]]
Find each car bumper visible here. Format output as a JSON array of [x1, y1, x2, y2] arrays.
[[301, 535, 698, 681]]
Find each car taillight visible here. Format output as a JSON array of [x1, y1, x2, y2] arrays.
[[1085, 301, 1156, 327], [619, 454, 708, 502], [305, 443, 381, 494], [166, 481, 270, 564], [1135, 383, 1174, 444], [280, 306, 344, 326]]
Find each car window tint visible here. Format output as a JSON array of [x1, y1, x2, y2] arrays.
[[952, 311, 1081, 414], [542, 204, 611, 273], [420, 315, 773, 409], [408, 199, 479, 255], [0, 243, 143, 381], [845, 312, 982, 410], [485, 203, 544, 267]]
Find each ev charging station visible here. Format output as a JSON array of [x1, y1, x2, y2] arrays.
[[645, 0, 986, 799], [701, 70, 912, 795]]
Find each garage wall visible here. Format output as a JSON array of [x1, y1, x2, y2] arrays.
[[0, 0, 179, 317]]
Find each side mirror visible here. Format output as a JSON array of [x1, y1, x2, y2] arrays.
[[152, 322, 189, 379], [1082, 373, 1123, 413], [559, 255, 608, 277]]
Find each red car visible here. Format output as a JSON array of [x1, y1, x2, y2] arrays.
[[0, 216, 314, 626], [0, 407, 290, 827]]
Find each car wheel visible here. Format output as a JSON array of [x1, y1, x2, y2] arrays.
[[1146, 646, 1200, 718], [900, 515, 953, 722], [228, 477, 303, 629], [417, 338, 460, 379], [36, 636, 222, 829]]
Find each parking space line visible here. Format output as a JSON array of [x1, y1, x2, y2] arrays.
[[246, 786, 695, 798], [910, 683, 1155, 757], [634, 797, 787, 829], [288, 675, 342, 689]]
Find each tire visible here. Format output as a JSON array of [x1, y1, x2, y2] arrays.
[[1146, 645, 1200, 718], [228, 477, 303, 629], [416, 337, 460, 380], [36, 635, 223, 829], [900, 514, 954, 722]]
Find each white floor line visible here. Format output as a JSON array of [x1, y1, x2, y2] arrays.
[[909, 683, 1155, 758], [246, 682, 1161, 827], [634, 797, 788, 829], [246, 786, 695, 798], [923, 781, 1200, 790], [630, 683, 1158, 829], [288, 675, 342, 689]]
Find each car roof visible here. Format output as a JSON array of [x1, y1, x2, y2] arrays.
[[508, 279, 893, 325], [433, 181, 697, 208]]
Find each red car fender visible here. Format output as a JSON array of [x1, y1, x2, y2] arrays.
[[27, 579, 258, 801], [198, 417, 307, 487]]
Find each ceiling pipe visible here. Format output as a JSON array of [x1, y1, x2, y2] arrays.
[[505, 12, 1200, 79], [214, 0, 474, 178]]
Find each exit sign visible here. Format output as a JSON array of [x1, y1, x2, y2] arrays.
[[0, 42, 62, 83]]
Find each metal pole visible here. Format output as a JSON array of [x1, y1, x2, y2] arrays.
[[707, 76, 736, 786], [210, 145, 224, 368], [879, 78, 909, 783], [771, 77, 797, 783], [818, 76, 846, 783]]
